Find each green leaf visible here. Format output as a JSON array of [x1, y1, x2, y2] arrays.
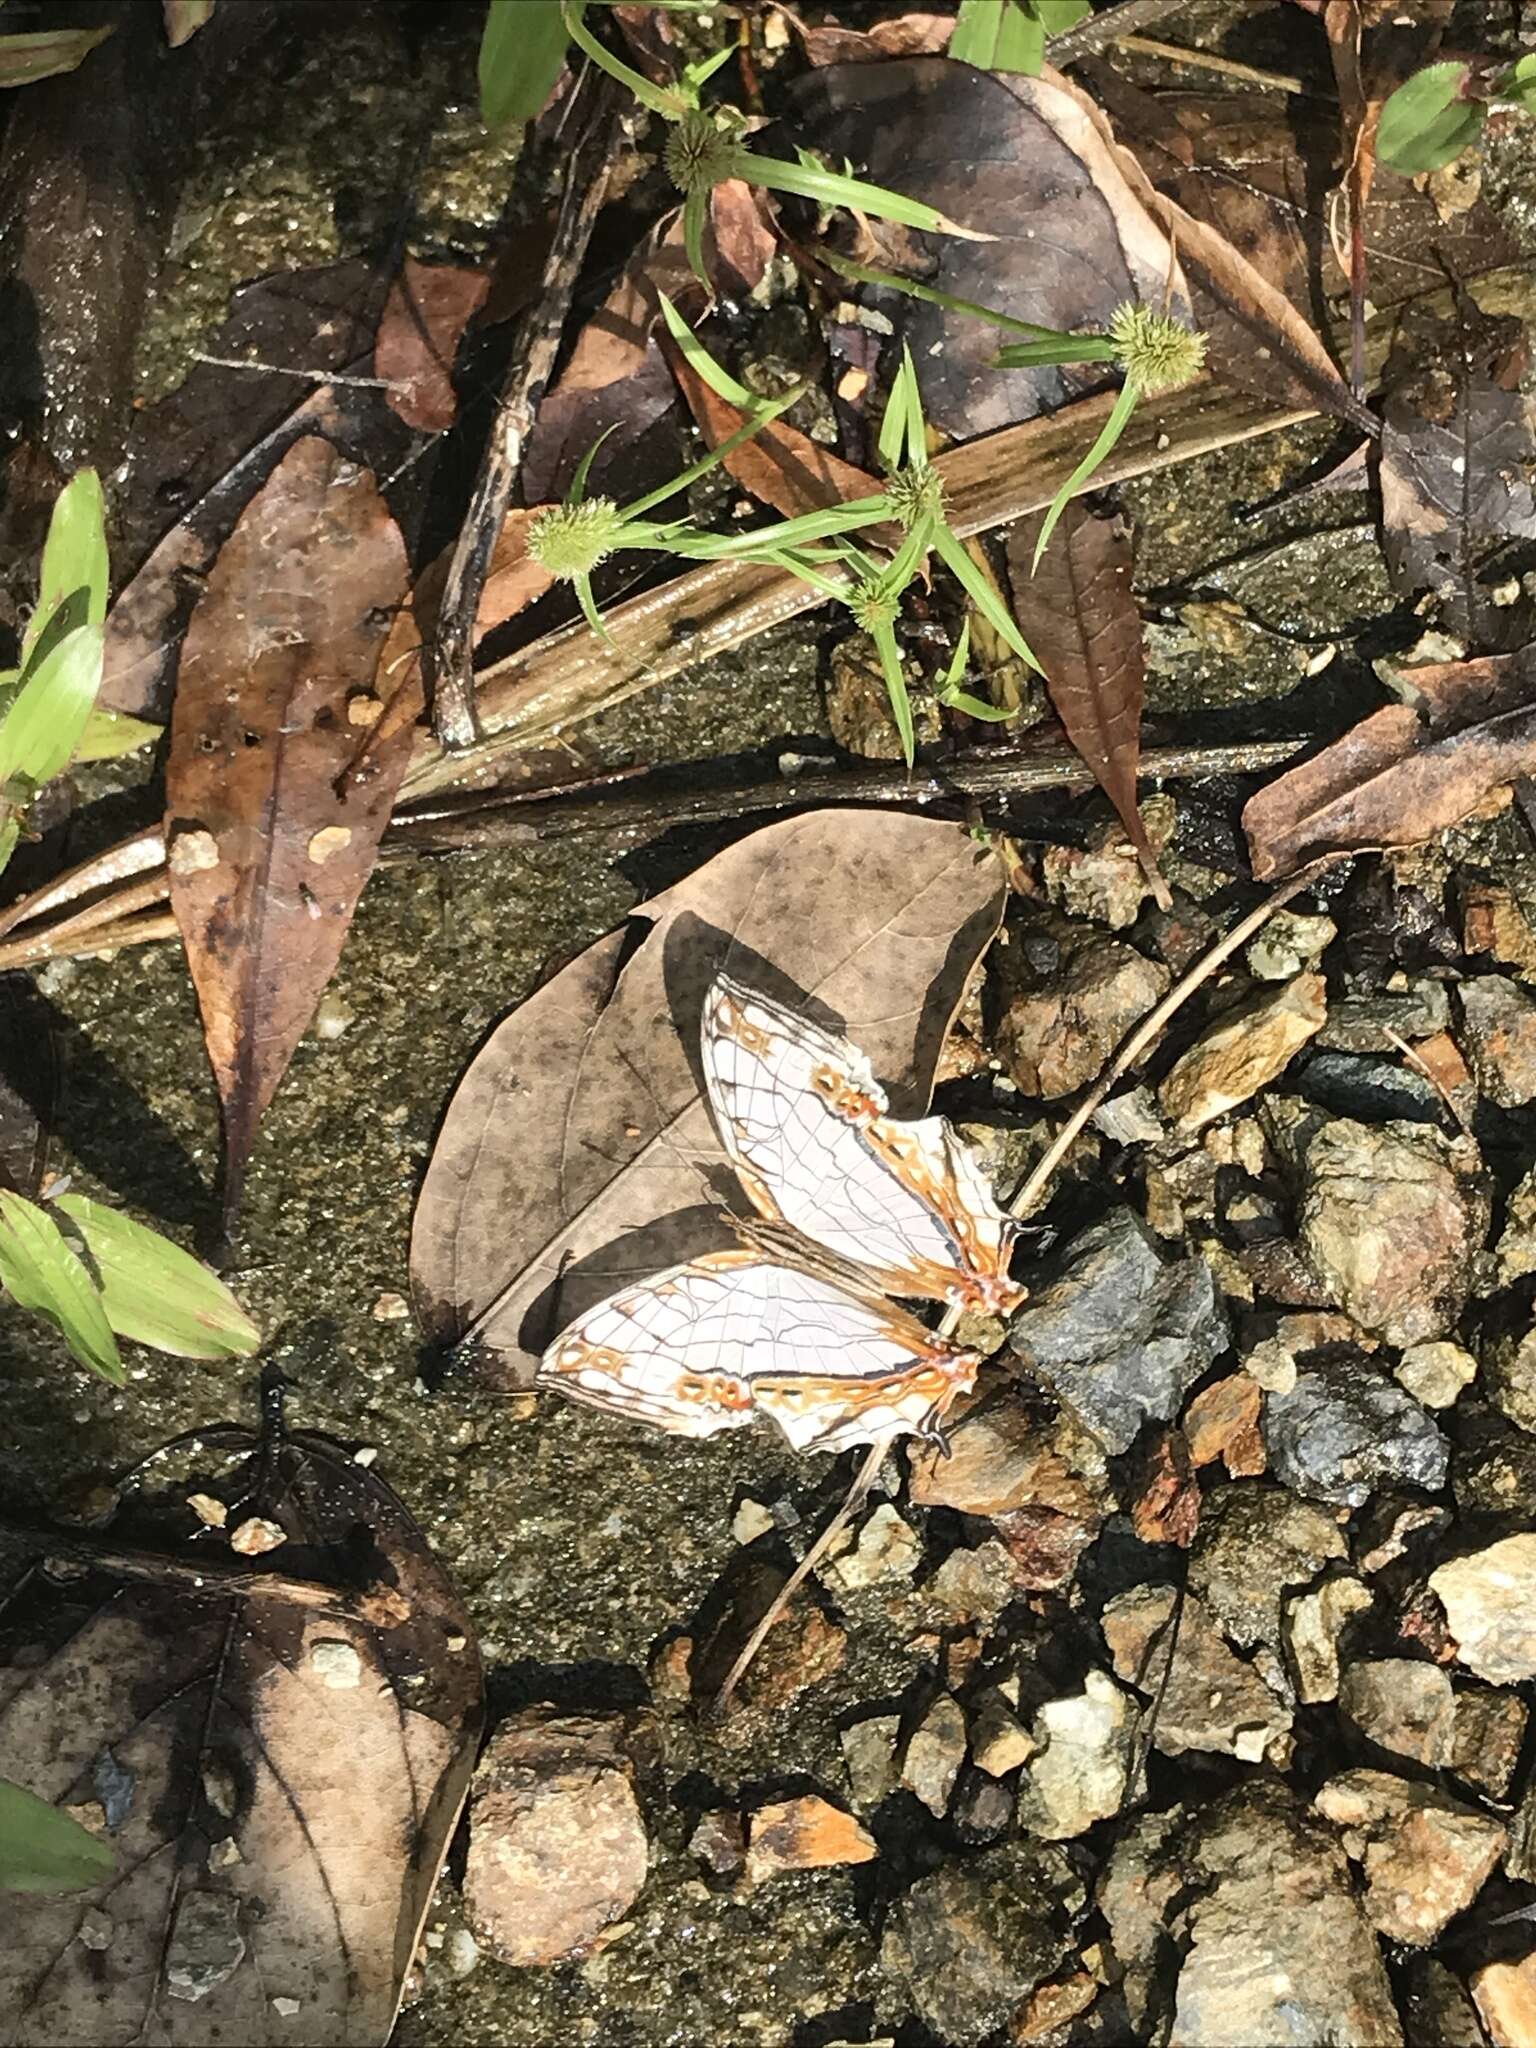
[[54, 1195, 262, 1360], [1030, 374, 1141, 569], [656, 292, 761, 411], [1376, 61, 1483, 174], [22, 469, 107, 672], [0, 24, 113, 88], [0, 1190, 121, 1384], [0, 814, 19, 884], [0, 623, 105, 790], [1507, 54, 1536, 111], [72, 707, 162, 763], [0, 1779, 116, 1895], [949, 0, 1087, 76], [932, 522, 1040, 671], [478, 0, 575, 130], [739, 149, 987, 241]]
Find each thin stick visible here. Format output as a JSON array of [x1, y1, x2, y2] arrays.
[[1114, 36, 1310, 93], [190, 353, 407, 392], [428, 70, 627, 751], [1047, 0, 1198, 63], [1010, 854, 1350, 1217], [714, 1432, 894, 1711]]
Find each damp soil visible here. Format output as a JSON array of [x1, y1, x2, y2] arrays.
[[5, 5, 1536, 2045]]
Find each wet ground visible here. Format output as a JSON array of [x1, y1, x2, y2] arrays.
[[5, 4, 1536, 2044]]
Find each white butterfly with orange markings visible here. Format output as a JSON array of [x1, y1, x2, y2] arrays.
[[537, 973, 1025, 1457]]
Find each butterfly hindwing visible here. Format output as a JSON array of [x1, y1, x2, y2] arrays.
[[701, 974, 1024, 1314], [537, 1250, 977, 1455]]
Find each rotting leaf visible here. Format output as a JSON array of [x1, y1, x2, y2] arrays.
[[0, 25, 112, 88], [1243, 646, 1536, 878], [1006, 499, 1167, 903], [409, 810, 1006, 1384], [0, 1405, 483, 2044], [375, 259, 490, 435], [786, 56, 1190, 440], [798, 11, 955, 64], [164, 436, 410, 1221], [1378, 301, 1536, 650]]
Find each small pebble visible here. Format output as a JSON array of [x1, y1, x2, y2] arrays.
[[309, 1639, 363, 1690], [229, 1517, 286, 1557], [186, 1493, 227, 1528], [371, 1294, 410, 1322]]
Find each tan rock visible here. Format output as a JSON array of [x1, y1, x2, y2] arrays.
[[908, 1402, 1097, 1518], [1159, 973, 1327, 1132], [1184, 1374, 1265, 1477], [1432, 1535, 1536, 1682], [1474, 1955, 1536, 2048], [1316, 1770, 1505, 1945], [902, 1695, 967, 1817], [744, 1795, 876, 1883]]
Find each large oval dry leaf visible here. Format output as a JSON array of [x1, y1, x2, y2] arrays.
[[409, 810, 1005, 1384], [165, 434, 411, 1218], [0, 1421, 483, 2046], [787, 57, 1187, 440]]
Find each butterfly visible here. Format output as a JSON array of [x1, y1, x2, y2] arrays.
[[536, 972, 1025, 1458]]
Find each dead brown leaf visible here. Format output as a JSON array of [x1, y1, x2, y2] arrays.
[[786, 57, 1191, 440], [0, 1416, 482, 2047], [1378, 303, 1536, 650], [409, 810, 1006, 1383], [376, 258, 490, 434], [1006, 499, 1167, 904], [1243, 646, 1536, 877], [165, 436, 410, 1218], [669, 348, 882, 521], [798, 11, 955, 64]]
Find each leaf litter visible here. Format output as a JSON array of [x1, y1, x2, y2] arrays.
[[0, 1390, 482, 2047]]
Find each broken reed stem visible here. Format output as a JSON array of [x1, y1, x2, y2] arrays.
[[428, 70, 628, 752], [1011, 853, 1352, 1217]]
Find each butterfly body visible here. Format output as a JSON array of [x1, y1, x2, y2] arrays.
[[536, 974, 1022, 1456]]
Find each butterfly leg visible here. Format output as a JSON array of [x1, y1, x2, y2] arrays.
[[712, 1428, 897, 1713]]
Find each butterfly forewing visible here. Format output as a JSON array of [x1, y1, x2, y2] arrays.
[[537, 1250, 977, 1454], [702, 974, 1025, 1314]]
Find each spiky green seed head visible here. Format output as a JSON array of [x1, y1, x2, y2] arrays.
[[884, 463, 946, 531], [664, 109, 737, 196], [848, 578, 901, 634], [1107, 303, 1207, 397], [526, 498, 624, 581]]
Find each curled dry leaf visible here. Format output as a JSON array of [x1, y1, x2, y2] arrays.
[[1006, 498, 1168, 905], [0, 1416, 482, 2046], [787, 56, 1189, 440], [409, 810, 1006, 1384], [375, 257, 490, 434], [1243, 646, 1536, 879], [165, 435, 410, 1217], [798, 11, 955, 64]]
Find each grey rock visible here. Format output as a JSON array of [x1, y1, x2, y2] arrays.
[[879, 1840, 1083, 2048], [1014, 1670, 1137, 1840], [1267, 1106, 1486, 1346], [1459, 973, 1536, 1105], [1092, 1084, 1166, 1145], [1008, 1208, 1230, 1454], [1262, 1356, 1449, 1508], [1189, 1482, 1348, 1655], [901, 1694, 967, 1818], [1314, 983, 1451, 1051], [1099, 1781, 1402, 2048], [1103, 1584, 1291, 1760], [1294, 1050, 1448, 1125], [1338, 1658, 1456, 1766], [1315, 1769, 1505, 1944], [841, 1714, 901, 1813], [463, 1710, 650, 1967]]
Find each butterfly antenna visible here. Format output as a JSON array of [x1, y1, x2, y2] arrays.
[[713, 1429, 895, 1713]]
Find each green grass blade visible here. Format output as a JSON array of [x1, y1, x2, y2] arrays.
[[0, 1779, 116, 1895], [682, 187, 710, 290], [55, 1195, 261, 1360], [816, 247, 1101, 346], [932, 522, 1041, 670], [942, 618, 972, 693], [621, 395, 802, 522], [574, 573, 613, 644], [684, 499, 890, 554], [0, 1190, 121, 1384], [941, 686, 1015, 721], [995, 336, 1119, 368], [657, 292, 761, 411], [738, 149, 991, 241], [564, 0, 684, 116], [478, 0, 574, 130], [567, 424, 620, 507], [871, 620, 916, 769], [22, 469, 107, 673], [0, 623, 105, 789], [1030, 376, 1141, 570]]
